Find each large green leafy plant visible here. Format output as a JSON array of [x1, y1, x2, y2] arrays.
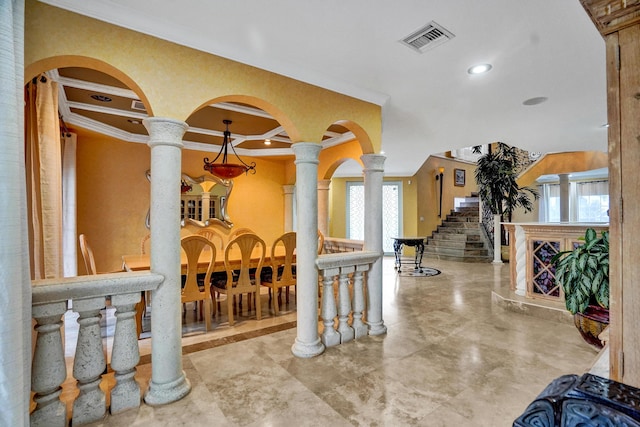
[[472, 142, 539, 245], [551, 228, 609, 315]]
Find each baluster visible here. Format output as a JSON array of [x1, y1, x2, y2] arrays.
[[31, 301, 68, 427], [110, 292, 142, 414], [320, 269, 340, 347], [72, 297, 107, 425], [351, 268, 368, 338], [337, 267, 355, 343]]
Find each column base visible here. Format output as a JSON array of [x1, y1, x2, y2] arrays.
[[291, 337, 324, 358], [143, 371, 191, 406], [492, 259, 503, 264], [367, 322, 387, 336]]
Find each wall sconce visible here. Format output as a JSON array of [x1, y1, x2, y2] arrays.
[[435, 167, 444, 217]]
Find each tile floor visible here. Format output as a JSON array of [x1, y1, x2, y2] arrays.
[[66, 256, 600, 426]]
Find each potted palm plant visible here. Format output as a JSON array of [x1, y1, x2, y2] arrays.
[[473, 142, 539, 261], [551, 227, 609, 349]]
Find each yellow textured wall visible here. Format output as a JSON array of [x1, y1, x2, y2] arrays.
[[24, 0, 381, 148], [415, 157, 479, 239], [24, 0, 384, 271], [76, 130, 151, 273]]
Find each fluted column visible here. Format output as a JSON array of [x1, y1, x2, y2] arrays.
[[361, 154, 387, 336], [143, 117, 191, 405], [291, 143, 324, 358], [283, 185, 295, 232], [317, 179, 331, 236]]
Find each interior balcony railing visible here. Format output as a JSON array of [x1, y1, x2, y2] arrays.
[[30, 271, 162, 427], [316, 249, 381, 347]]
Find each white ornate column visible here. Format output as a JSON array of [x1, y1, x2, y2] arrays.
[[514, 225, 527, 296], [492, 214, 503, 264], [361, 154, 387, 336], [283, 184, 295, 232], [317, 179, 331, 236], [201, 192, 211, 222], [143, 117, 191, 405], [291, 143, 324, 358], [559, 173, 570, 222]]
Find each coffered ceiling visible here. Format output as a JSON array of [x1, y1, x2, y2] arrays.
[[43, 0, 609, 176], [54, 67, 354, 159]]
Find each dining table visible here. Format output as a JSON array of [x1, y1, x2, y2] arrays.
[[122, 245, 293, 337]]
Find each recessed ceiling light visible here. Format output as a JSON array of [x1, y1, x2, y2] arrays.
[[601, 123, 610, 128], [90, 94, 112, 102], [127, 119, 141, 125], [467, 64, 492, 75], [264, 139, 271, 145], [522, 96, 548, 106]]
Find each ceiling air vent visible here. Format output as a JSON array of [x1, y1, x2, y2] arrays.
[[131, 100, 146, 111], [400, 21, 455, 53]]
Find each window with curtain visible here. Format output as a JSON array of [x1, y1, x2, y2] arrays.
[[576, 180, 609, 222], [539, 184, 560, 222], [538, 180, 609, 223]]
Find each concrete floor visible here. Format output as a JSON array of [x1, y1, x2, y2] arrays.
[[68, 256, 600, 426]]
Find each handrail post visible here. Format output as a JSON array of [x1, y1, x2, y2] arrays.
[[71, 297, 108, 425], [31, 302, 67, 427], [110, 292, 143, 414]]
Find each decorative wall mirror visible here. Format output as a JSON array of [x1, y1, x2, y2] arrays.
[[145, 170, 234, 229]]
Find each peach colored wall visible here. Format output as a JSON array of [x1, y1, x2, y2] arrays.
[[415, 157, 479, 239], [77, 130, 287, 272]]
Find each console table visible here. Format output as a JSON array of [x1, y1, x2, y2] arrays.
[[391, 237, 426, 271]]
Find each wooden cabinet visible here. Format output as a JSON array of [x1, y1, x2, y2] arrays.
[[579, 0, 640, 386]]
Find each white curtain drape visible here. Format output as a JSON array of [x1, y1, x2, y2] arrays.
[[0, 0, 30, 425], [26, 74, 63, 280], [62, 132, 78, 277]]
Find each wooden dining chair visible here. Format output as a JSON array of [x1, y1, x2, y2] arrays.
[[228, 227, 255, 241], [261, 232, 296, 315], [180, 235, 216, 332], [196, 228, 225, 250], [79, 234, 144, 338], [210, 233, 265, 326], [140, 233, 151, 254]]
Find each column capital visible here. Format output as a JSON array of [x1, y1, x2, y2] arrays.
[[361, 153, 386, 172], [292, 142, 322, 165], [317, 179, 331, 190], [282, 185, 295, 195], [143, 117, 188, 149]]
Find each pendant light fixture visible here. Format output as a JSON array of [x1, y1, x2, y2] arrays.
[[203, 119, 256, 179]]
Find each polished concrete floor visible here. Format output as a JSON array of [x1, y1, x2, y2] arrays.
[[75, 256, 600, 426]]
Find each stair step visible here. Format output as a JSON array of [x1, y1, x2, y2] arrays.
[[431, 233, 482, 242], [423, 246, 490, 258], [423, 252, 492, 263], [445, 215, 479, 222], [426, 239, 485, 249]]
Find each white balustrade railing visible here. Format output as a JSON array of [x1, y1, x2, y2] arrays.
[[31, 271, 163, 427], [316, 251, 380, 347]]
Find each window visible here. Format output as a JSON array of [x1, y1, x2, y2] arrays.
[[538, 180, 608, 223]]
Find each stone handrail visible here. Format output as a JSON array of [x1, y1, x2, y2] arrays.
[[316, 251, 381, 347], [31, 271, 163, 427]]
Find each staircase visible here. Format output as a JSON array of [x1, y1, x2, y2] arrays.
[[423, 195, 493, 263]]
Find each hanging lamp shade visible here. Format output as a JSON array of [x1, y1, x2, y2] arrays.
[[203, 119, 256, 179]]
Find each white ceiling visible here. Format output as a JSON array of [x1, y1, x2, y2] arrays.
[[41, 0, 608, 177]]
